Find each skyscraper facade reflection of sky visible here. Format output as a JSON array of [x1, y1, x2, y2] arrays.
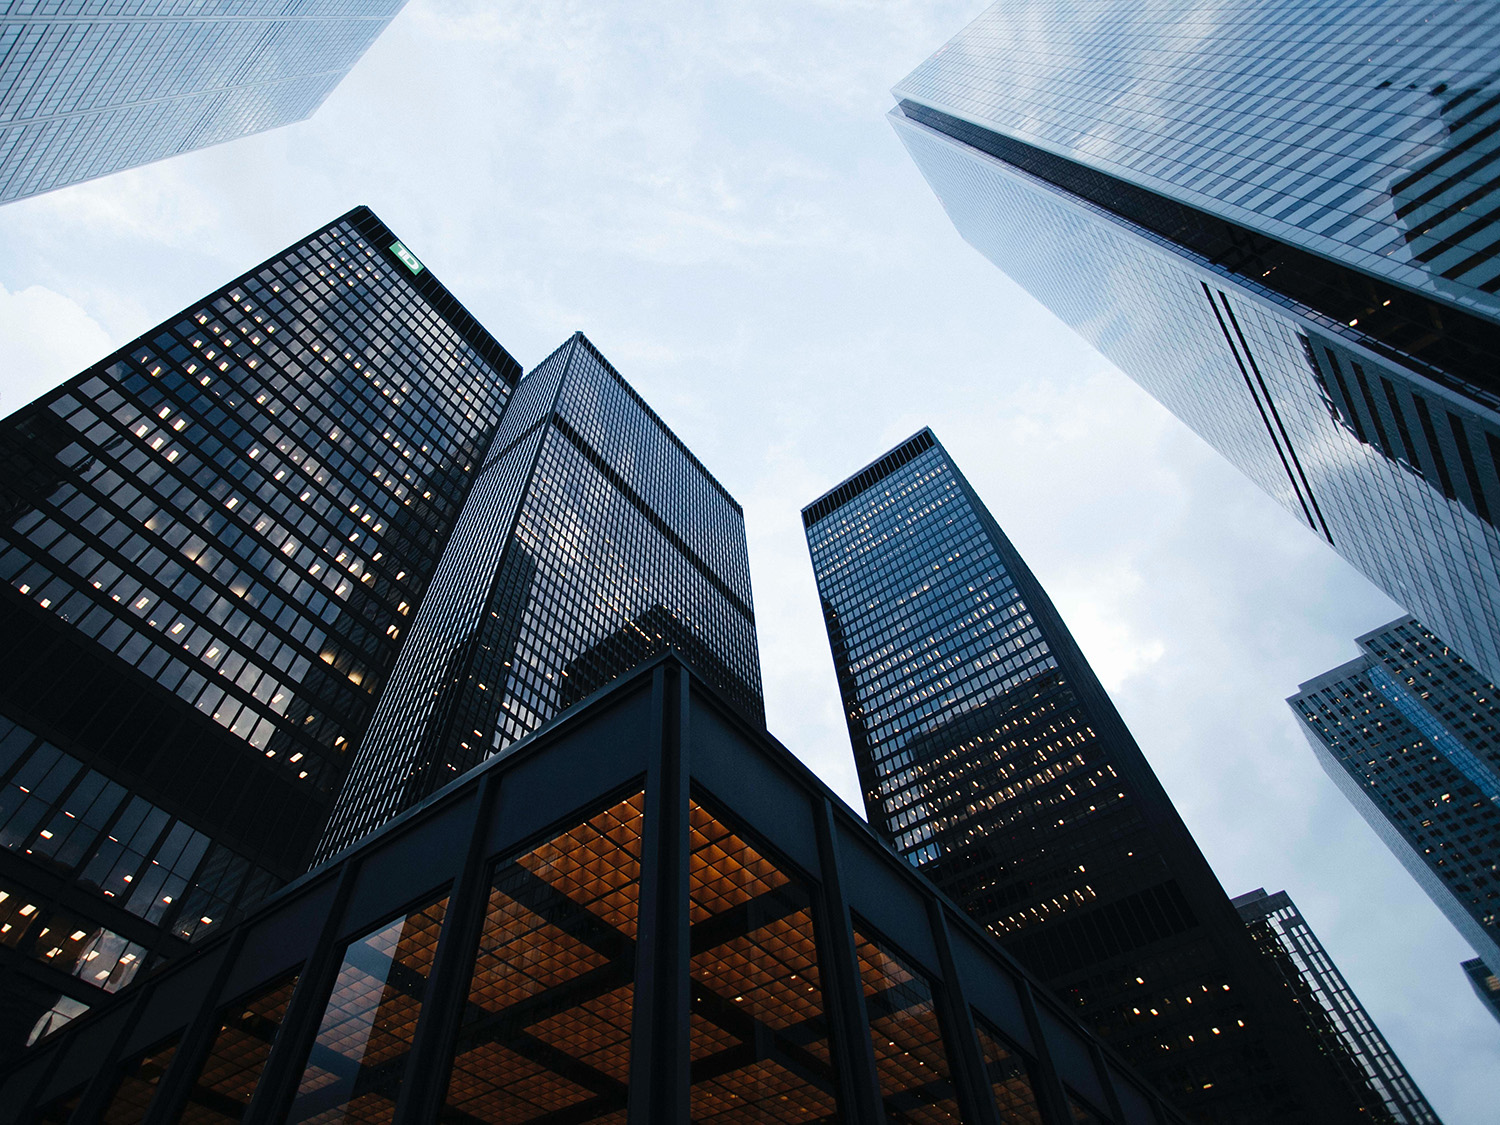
[[892, 0, 1500, 684], [0, 1, 409, 204], [803, 428, 1381, 1124]]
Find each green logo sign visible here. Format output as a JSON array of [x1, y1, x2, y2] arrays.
[[389, 241, 424, 275]]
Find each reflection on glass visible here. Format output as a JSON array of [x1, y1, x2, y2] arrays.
[[686, 798, 841, 1123], [974, 1019, 1042, 1124], [180, 975, 299, 1123], [288, 895, 449, 1123], [853, 929, 960, 1124], [441, 792, 644, 1123], [100, 1037, 180, 1125]]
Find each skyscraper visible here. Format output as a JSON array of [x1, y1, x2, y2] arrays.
[[0, 206, 519, 1056], [1461, 957, 1500, 1025], [891, 0, 1500, 685], [1231, 888, 1440, 1125], [804, 428, 1385, 1123], [317, 332, 763, 860], [1290, 617, 1500, 975], [0, 1, 408, 204]]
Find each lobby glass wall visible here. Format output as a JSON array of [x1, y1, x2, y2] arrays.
[[0, 658, 1186, 1125]]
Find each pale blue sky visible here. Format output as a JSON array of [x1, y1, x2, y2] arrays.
[[0, 2, 1489, 1118]]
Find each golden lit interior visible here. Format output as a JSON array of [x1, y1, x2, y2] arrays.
[[288, 894, 450, 1124], [100, 1037, 180, 1125], [686, 798, 839, 1123], [442, 791, 644, 1123], [854, 930, 960, 1124], [973, 1020, 1042, 1124], [179, 976, 300, 1123]]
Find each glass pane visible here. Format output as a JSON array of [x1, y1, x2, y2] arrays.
[[974, 1020, 1042, 1124], [288, 895, 449, 1124], [180, 975, 299, 1123], [441, 792, 644, 1123], [36, 1088, 82, 1125], [686, 798, 841, 1123], [852, 929, 959, 1124], [100, 1037, 181, 1125], [1067, 1092, 1108, 1124]]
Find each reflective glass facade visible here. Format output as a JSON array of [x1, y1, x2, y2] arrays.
[[1231, 889, 1438, 1125], [804, 430, 1382, 1123], [0, 1, 407, 204], [317, 334, 763, 861], [1290, 616, 1500, 970], [892, 0, 1500, 687], [1461, 956, 1500, 1025], [0, 207, 519, 1059], [0, 655, 1191, 1125]]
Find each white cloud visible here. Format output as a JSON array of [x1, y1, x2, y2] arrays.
[[0, 282, 113, 414]]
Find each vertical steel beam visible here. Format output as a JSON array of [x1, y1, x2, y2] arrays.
[[240, 864, 358, 1125], [812, 799, 885, 1125], [63, 984, 154, 1125], [392, 774, 501, 1125], [627, 662, 691, 1124], [926, 902, 1001, 1125], [139, 926, 249, 1125], [1016, 977, 1075, 1125]]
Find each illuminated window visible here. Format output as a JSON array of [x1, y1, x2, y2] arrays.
[[441, 792, 644, 1122], [179, 975, 299, 1123], [287, 894, 450, 1122]]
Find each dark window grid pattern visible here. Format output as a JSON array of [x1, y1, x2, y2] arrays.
[[890, 110, 1500, 689], [893, 1, 1500, 316], [1240, 894, 1440, 1125], [320, 337, 761, 860], [0, 7, 406, 202], [317, 425, 550, 859], [557, 341, 754, 609], [0, 714, 275, 947], [320, 337, 584, 852], [0, 869, 149, 999], [482, 429, 758, 756], [1293, 672, 1500, 945], [0, 219, 513, 788]]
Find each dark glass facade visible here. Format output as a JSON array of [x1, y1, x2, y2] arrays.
[[0, 655, 1192, 1125], [317, 334, 763, 861], [0, 207, 519, 1058], [891, 1, 1500, 688], [1230, 888, 1438, 1125], [1290, 616, 1500, 971], [804, 430, 1380, 1124], [1461, 957, 1500, 1026], [0, 1, 408, 204]]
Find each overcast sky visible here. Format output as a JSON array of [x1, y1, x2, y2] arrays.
[[0, 1, 1491, 1119]]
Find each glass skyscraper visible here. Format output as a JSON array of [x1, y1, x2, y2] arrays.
[[1231, 888, 1440, 1125], [891, 0, 1500, 686], [317, 333, 763, 861], [803, 428, 1382, 1123], [0, 206, 519, 1057], [1290, 616, 1500, 980], [0, 1, 408, 204], [1461, 956, 1500, 1025]]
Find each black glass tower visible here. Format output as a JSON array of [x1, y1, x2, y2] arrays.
[[1231, 889, 1439, 1125], [803, 429, 1380, 1124], [891, 1, 1500, 689], [317, 333, 763, 861], [0, 208, 520, 1057]]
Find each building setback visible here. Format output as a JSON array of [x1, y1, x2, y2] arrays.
[[803, 428, 1383, 1123], [0, 654, 1195, 1125], [1290, 617, 1500, 982], [1231, 888, 1440, 1125], [0, 1, 408, 204], [1461, 957, 1500, 1026], [316, 333, 763, 861], [890, 0, 1500, 687], [0, 207, 519, 1057]]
